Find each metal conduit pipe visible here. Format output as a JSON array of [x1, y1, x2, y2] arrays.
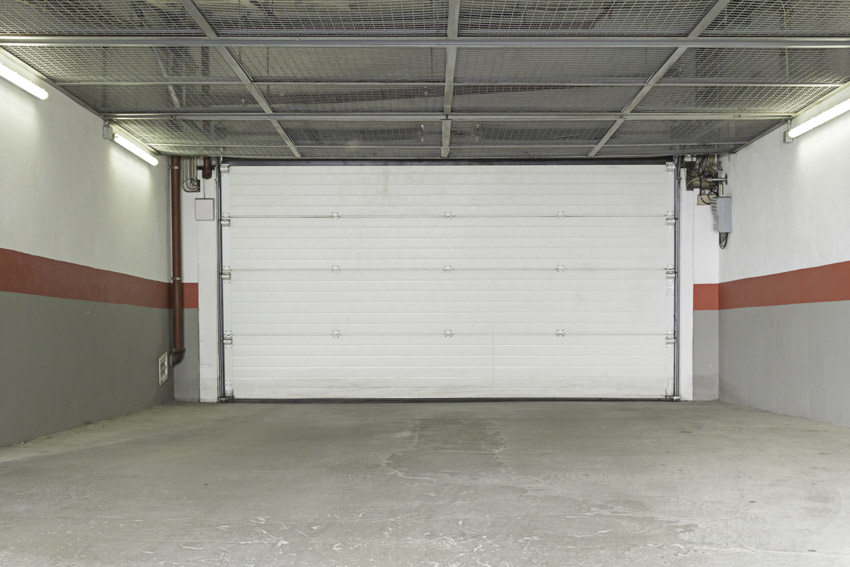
[[170, 155, 186, 366]]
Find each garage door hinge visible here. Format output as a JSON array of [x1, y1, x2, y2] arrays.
[[443, 329, 454, 338], [665, 331, 676, 345], [665, 265, 676, 279], [331, 329, 342, 338], [555, 329, 566, 337], [221, 268, 231, 280], [666, 212, 676, 226], [220, 216, 231, 227], [223, 333, 233, 345]]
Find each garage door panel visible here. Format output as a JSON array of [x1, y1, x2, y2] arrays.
[[223, 164, 675, 399]]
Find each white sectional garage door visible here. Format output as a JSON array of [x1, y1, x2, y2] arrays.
[[222, 164, 675, 399]]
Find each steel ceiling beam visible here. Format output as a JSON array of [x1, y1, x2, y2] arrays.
[[178, 0, 300, 158], [54, 80, 846, 88], [106, 112, 790, 121], [441, 0, 461, 158], [589, 0, 732, 157], [4, 36, 850, 49]]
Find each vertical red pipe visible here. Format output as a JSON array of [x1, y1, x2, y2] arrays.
[[170, 156, 186, 365]]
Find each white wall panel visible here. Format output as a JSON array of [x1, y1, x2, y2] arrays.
[[223, 165, 674, 399]]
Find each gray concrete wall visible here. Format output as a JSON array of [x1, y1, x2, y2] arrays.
[[0, 292, 173, 447], [693, 310, 719, 401], [719, 301, 850, 427], [174, 309, 200, 402]]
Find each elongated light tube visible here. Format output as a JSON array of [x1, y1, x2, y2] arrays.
[[787, 98, 850, 139], [0, 62, 48, 100], [114, 134, 159, 166]]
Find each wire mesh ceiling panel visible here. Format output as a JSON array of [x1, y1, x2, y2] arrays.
[[449, 146, 594, 158], [149, 145, 296, 158], [298, 147, 442, 158], [2, 46, 241, 84], [231, 47, 446, 83], [458, 0, 717, 36], [636, 85, 836, 113], [610, 120, 783, 145], [661, 49, 850, 85], [258, 84, 445, 113], [116, 119, 284, 146], [65, 84, 261, 113], [455, 48, 676, 83], [597, 144, 741, 157], [704, 0, 850, 37], [284, 121, 443, 146], [452, 85, 642, 112], [0, 0, 202, 36], [194, 0, 448, 36], [451, 121, 614, 146]]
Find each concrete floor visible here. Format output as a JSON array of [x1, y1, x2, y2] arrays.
[[1, 402, 850, 567]]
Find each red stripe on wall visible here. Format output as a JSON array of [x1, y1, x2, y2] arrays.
[[694, 261, 850, 310], [693, 284, 720, 310], [184, 283, 199, 309], [720, 261, 850, 309], [1, 248, 172, 309]]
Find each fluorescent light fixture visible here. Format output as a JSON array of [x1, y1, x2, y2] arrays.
[[0, 62, 48, 100], [786, 86, 850, 141], [787, 98, 850, 139], [113, 134, 159, 166]]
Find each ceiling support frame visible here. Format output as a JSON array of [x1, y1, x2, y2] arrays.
[[4, 37, 850, 49], [179, 0, 300, 157], [589, 0, 733, 156]]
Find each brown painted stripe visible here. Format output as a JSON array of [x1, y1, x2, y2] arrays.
[[719, 261, 850, 310], [693, 283, 719, 311], [1, 248, 171, 309], [694, 261, 850, 310], [184, 283, 199, 309]]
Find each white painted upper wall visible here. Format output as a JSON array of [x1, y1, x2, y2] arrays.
[[0, 58, 169, 282], [721, 112, 850, 282]]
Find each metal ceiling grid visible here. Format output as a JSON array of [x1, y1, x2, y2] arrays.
[[257, 84, 446, 113], [281, 121, 444, 146], [65, 84, 263, 113], [609, 119, 782, 145], [452, 85, 643, 112], [457, 0, 718, 36], [193, 0, 449, 37], [450, 121, 615, 146], [596, 143, 741, 156], [637, 85, 837, 113], [704, 0, 850, 37], [298, 146, 443, 158], [449, 146, 594, 158], [149, 144, 296, 158], [2, 46, 240, 84], [231, 46, 447, 83], [0, 0, 202, 36], [119, 119, 284, 146], [2, 0, 849, 160], [453, 48, 677, 83], [662, 48, 850, 85]]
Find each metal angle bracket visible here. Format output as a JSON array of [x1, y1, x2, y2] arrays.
[[666, 162, 677, 173], [219, 163, 230, 174]]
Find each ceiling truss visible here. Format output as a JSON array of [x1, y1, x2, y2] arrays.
[[2, 0, 849, 160]]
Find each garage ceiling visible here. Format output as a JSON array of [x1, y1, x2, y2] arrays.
[[2, 0, 849, 159]]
